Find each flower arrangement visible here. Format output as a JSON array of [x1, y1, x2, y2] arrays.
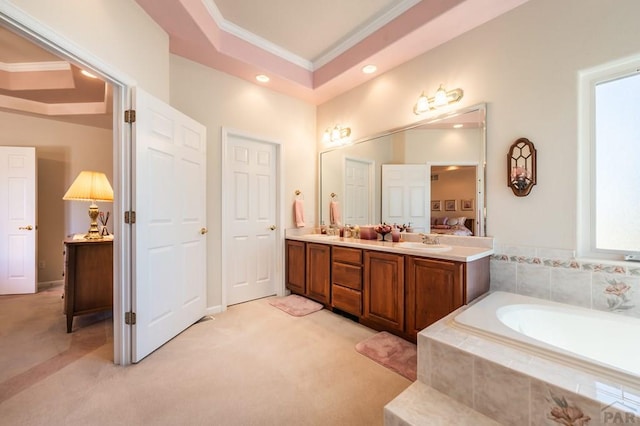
[[374, 223, 393, 241]]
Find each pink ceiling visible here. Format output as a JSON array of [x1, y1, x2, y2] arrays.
[[135, 0, 528, 105]]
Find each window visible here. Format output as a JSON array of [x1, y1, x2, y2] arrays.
[[579, 56, 640, 258]]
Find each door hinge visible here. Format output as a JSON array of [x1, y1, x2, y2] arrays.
[[125, 312, 136, 325], [124, 211, 136, 224], [124, 109, 136, 123]]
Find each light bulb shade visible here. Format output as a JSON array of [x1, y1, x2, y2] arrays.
[[63, 171, 114, 202], [414, 93, 430, 114], [434, 85, 448, 107]]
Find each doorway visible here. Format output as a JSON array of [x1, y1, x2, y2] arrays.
[[222, 129, 282, 307], [0, 10, 130, 364]]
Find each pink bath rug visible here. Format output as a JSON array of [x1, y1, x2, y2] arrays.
[[269, 294, 323, 317], [355, 331, 417, 381]]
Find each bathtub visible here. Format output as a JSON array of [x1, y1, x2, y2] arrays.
[[453, 291, 640, 386]]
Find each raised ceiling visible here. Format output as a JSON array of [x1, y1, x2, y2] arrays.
[[0, 0, 528, 128], [0, 26, 111, 128], [136, 0, 529, 104]]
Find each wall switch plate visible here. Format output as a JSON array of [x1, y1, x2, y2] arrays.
[[624, 254, 640, 262]]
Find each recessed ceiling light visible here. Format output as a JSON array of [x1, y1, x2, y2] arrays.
[[81, 70, 98, 79], [255, 74, 270, 83], [453, 124, 464, 129], [362, 65, 377, 74]]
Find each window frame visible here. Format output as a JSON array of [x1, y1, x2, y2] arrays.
[[578, 54, 640, 259]]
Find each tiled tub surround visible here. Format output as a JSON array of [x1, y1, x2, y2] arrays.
[[491, 245, 640, 319], [418, 295, 640, 425]]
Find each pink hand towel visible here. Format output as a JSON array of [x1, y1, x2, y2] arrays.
[[294, 199, 305, 228], [329, 200, 341, 226]]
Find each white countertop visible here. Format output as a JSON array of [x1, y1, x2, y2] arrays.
[[286, 233, 494, 262]]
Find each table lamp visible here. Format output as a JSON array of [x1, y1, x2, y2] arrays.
[[63, 171, 114, 239]]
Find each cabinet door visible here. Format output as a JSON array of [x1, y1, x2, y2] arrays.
[[285, 240, 306, 294], [406, 256, 464, 338], [306, 243, 331, 305], [363, 250, 404, 332]]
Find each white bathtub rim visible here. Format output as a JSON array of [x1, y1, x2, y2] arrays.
[[450, 291, 640, 389]]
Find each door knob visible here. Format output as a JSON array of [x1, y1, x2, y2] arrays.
[[269, 225, 276, 231], [200, 227, 208, 235], [19, 225, 33, 231]]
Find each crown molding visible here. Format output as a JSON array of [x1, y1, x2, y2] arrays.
[[312, 0, 420, 69], [201, 0, 420, 72], [201, 0, 313, 70], [0, 60, 70, 72]]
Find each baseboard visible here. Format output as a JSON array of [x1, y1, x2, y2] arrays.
[[206, 305, 224, 315], [38, 280, 63, 291]]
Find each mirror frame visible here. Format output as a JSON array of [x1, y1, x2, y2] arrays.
[[319, 103, 487, 236]]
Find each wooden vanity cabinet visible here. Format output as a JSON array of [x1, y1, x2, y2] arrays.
[[405, 255, 490, 341], [331, 246, 363, 315], [306, 243, 331, 305], [285, 240, 306, 294], [363, 250, 405, 334], [405, 256, 464, 338]]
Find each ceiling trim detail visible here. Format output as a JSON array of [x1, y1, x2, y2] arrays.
[[0, 60, 70, 72], [137, 0, 530, 104]]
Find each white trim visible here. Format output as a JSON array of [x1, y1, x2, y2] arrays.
[[313, 0, 420, 68], [201, 0, 312, 70], [0, 60, 70, 72], [200, 0, 418, 71], [0, 2, 136, 365], [220, 127, 284, 311], [577, 53, 640, 260], [205, 305, 223, 315]]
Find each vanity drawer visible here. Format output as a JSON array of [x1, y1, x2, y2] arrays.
[[332, 246, 362, 264], [332, 262, 362, 290], [332, 285, 362, 316]]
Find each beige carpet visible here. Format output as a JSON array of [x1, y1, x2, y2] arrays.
[[0, 285, 411, 425]]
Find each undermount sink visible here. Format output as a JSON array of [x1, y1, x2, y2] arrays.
[[395, 242, 452, 252], [310, 234, 340, 240]]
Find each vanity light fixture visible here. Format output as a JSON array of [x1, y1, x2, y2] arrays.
[[322, 125, 352, 145], [507, 137, 537, 196], [413, 84, 464, 115]]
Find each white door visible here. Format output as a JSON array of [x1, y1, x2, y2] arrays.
[[382, 164, 429, 232], [224, 131, 278, 306], [132, 89, 207, 362], [0, 147, 36, 295], [344, 158, 372, 225]]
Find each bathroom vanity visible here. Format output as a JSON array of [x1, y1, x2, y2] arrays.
[[285, 233, 493, 342]]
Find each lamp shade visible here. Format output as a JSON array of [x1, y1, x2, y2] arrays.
[[63, 171, 114, 202]]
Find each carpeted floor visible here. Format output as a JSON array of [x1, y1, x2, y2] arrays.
[[0, 284, 411, 425]]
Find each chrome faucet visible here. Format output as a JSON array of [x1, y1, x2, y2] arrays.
[[419, 233, 440, 245]]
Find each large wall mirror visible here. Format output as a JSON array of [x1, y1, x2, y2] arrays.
[[319, 103, 486, 236]]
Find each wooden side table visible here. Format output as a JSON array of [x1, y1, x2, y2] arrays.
[[63, 238, 113, 333]]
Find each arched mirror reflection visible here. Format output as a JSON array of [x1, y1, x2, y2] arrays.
[[319, 103, 486, 236]]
